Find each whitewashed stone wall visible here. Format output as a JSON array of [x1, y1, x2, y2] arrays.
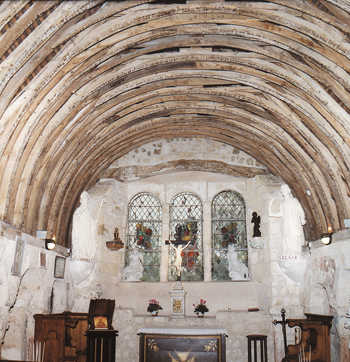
[[0, 222, 70, 360], [302, 231, 350, 362], [110, 138, 266, 170]]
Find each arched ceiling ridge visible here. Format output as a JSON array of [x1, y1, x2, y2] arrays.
[[1, 45, 348, 185], [0, 1, 101, 96], [0, 1, 31, 29], [11, 73, 344, 232], [47, 122, 324, 244], [270, 0, 350, 21], [4, 69, 348, 233], [0, 0, 349, 245], [85, 51, 350, 142], [1, 0, 348, 114], [50, 0, 155, 49], [44, 107, 328, 204], [0, 1, 60, 61]]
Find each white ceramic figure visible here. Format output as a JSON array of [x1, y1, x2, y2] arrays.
[[72, 191, 97, 260], [227, 244, 249, 280], [269, 184, 306, 255], [123, 249, 144, 282]]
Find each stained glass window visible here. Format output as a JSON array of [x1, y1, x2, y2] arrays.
[[169, 192, 203, 281], [126, 192, 162, 282], [211, 191, 247, 281]]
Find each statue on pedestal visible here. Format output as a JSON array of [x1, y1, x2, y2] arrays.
[[123, 249, 144, 282], [269, 184, 306, 255], [227, 244, 249, 280], [251, 212, 261, 237], [72, 191, 97, 260]]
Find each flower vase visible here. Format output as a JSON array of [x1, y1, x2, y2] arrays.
[[151, 310, 159, 316], [197, 312, 204, 318]]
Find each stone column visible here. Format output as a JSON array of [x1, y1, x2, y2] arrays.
[[203, 202, 211, 282], [160, 203, 170, 282]]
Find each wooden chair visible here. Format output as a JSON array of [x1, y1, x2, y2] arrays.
[[247, 334, 268, 362]]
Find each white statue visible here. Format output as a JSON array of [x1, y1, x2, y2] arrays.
[[169, 241, 191, 277], [72, 191, 97, 260], [227, 244, 249, 280], [345, 306, 350, 330], [123, 249, 144, 282], [269, 184, 306, 255]]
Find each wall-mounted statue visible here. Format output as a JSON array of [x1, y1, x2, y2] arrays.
[[227, 244, 249, 280], [72, 191, 97, 260], [269, 184, 306, 255], [123, 249, 144, 282], [251, 212, 261, 237]]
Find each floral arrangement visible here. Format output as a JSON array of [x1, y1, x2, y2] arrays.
[[193, 299, 209, 315], [147, 299, 163, 313]]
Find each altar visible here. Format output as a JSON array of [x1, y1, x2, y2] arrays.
[[138, 326, 228, 362]]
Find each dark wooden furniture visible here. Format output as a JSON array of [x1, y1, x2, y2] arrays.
[[86, 299, 118, 362], [86, 330, 118, 362], [33, 312, 88, 362], [283, 313, 333, 362], [247, 334, 268, 362], [138, 327, 227, 362]]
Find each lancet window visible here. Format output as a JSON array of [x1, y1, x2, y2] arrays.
[[211, 190, 248, 281], [126, 192, 162, 282], [168, 192, 204, 282]]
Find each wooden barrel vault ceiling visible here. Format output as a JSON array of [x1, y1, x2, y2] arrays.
[[0, 0, 350, 247]]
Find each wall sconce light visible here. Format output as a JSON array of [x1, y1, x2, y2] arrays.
[[45, 238, 56, 250], [321, 233, 332, 245], [344, 219, 350, 229]]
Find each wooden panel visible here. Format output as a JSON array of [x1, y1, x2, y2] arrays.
[[34, 312, 88, 362], [283, 313, 333, 362], [86, 331, 118, 362]]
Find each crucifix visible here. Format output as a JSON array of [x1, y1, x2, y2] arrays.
[[170, 240, 191, 280], [166, 239, 191, 281], [273, 308, 288, 357], [166, 238, 191, 318]]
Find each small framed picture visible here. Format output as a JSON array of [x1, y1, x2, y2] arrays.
[[94, 316, 108, 329], [39, 252, 47, 268], [54, 256, 66, 278]]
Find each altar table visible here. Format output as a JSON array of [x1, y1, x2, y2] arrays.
[[138, 327, 227, 362]]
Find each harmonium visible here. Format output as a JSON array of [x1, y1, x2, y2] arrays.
[[86, 298, 118, 362]]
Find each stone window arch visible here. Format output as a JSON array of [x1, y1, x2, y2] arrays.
[[126, 192, 162, 282], [211, 190, 248, 281], [168, 192, 204, 281]]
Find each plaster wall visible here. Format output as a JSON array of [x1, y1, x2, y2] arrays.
[[302, 232, 350, 362], [0, 222, 71, 360]]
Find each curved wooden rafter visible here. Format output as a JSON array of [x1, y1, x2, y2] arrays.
[[0, 1, 349, 247]]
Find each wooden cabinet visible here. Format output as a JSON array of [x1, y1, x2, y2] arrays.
[[34, 312, 88, 362], [138, 327, 227, 362], [85, 299, 118, 362], [86, 330, 118, 362]]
